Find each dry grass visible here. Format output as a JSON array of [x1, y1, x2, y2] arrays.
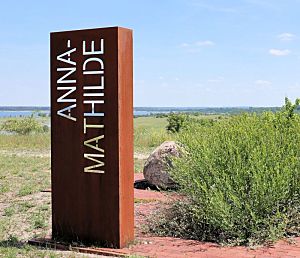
[[0, 143, 104, 257], [0, 115, 173, 256]]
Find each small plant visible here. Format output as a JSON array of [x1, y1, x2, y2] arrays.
[[0, 235, 21, 248], [1, 116, 43, 135], [42, 125, 49, 133], [18, 184, 35, 196], [3, 206, 15, 217], [31, 212, 47, 229], [37, 112, 47, 117], [18, 202, 34, 212]]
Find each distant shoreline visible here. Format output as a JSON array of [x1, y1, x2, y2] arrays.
[[0, 106, 287, 118], [0, 106, 50, 111], [0, 106, 281, 111]]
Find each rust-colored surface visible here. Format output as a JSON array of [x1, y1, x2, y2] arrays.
[[28, 238, 129, 257], [50, 27, 134, 248], [118, 27, 134, 248]]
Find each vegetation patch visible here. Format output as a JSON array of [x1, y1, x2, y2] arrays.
[[0, 116, 47, 135], [0, 115, 171, 256], [148, 98, 300, 246], [134, 116, 172, 153], [134, 158, 146, 173]]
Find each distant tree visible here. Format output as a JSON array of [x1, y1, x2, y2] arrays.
[[166, 113, 189, 133]]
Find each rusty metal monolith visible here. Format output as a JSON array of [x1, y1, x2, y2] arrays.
[[50, 27, 134, 248]]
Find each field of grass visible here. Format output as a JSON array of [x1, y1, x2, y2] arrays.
[[2, 108, 299, 254], [134, 116, 172, 154], [0, 116, 171, 256]]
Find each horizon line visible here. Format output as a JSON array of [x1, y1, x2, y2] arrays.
[[0, 105, 282, 109]]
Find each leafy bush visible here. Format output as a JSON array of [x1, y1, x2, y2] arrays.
[[149, 98, 300, 245], [166, 113, 189, 133], [1, 116, 43, 135], [166, 113, 220, 133], [155, 113, 169, 118]]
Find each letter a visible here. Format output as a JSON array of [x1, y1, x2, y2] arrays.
[[84, 135, 104, 153], [57, 104, 77, 121], [57, 48, 76, 66]]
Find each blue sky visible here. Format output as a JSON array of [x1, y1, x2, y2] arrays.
[[0, 0, 299, 107]]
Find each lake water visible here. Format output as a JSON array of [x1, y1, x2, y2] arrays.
[[0, 110, 171, 118], [0, 111, 48, 118]]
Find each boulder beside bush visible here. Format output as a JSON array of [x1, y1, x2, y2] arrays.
[[143, 141, 179, 189]]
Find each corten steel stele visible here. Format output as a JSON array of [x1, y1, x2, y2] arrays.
[[50, 27, 134, 248]]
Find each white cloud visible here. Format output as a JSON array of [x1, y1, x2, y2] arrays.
[[278, 33, 296, 41], [195, 40, 215, 46], [269, 49, 291, 56], [255, 80, 272, 86], [180, 40, 215, 53]]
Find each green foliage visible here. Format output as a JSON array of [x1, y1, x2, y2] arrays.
[[3, 206, 15, 217], [282, 97, 300, 120], [31, 212, 47, 229], [37, 112, 48, 117], [151, 98, 300, 245], [166, 113, 190, 133], [42, 125, 49, 133], [1, 116, 43, 135], [166, 113, 219, 133], [18, 184, 35, 196]]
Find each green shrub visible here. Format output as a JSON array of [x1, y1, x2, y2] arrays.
[[150, 98, 300, 245], [166, 113, 190, 133], [166, 113, 218, 133], [1, 116, 43, 135], [42, 125, 49, 133], [37, 112, 47, 117]]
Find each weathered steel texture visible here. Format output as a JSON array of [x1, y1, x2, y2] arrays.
[[50, 27, 134, 248], [28, 238, 129, 257], [28, 238, 130, 257], [118, 28, 134, 247]]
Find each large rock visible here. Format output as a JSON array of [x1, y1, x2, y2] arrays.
[[143, 141, 180, 189]]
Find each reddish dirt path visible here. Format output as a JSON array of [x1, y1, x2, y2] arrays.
[[32, 173, 300, 257], [127, 173, 300, 258], [126, 236, 300, 258]]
